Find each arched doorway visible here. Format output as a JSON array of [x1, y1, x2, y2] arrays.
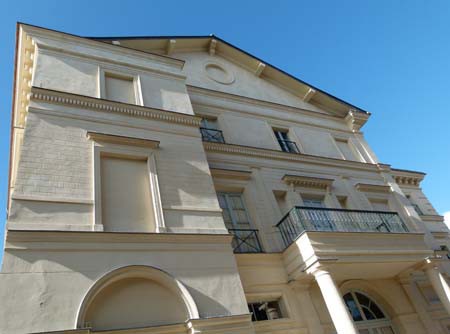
[[343, 291, 395, 334]]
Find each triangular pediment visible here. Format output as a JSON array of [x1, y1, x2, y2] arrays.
[[91, 35, 369, 118]]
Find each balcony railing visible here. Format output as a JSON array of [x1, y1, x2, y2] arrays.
[[228, 229, 263, 253], [276, 207, 409, 247], [200, 127, 225, 143], [277, 139, 300, 153]]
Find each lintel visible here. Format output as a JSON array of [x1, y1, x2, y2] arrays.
[[282, 174, 334, 189], [210, 168, 252, 180], [87, 132, 160, 149]]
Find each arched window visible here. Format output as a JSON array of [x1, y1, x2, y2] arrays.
[[343, 291, 395, 334]]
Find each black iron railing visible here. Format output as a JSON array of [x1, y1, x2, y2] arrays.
[[277, 139, 300, 153], [276, 207, 409, 247], [200, 127, 225, 143], [228, 229, 263, 253]]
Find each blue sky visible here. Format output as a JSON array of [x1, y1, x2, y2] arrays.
[[0, 1, 449, 261]]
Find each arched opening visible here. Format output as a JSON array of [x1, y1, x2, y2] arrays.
[[343, 291, 395, 334], [77, 266, 199, 331]]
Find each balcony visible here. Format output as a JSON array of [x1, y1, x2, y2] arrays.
[[277, 206, 409, 247], [276, 207, 430, 281], [277, 139, 300, 153], [200, 127, 225, 143], [228, 228, 263, 253]]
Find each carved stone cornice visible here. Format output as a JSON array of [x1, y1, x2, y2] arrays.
[[391, 168, 425, 188], [203, 141, 382, 172], [29, 87, 202, 127], [282, 174, 334, 190], [345, 109, 370, 132]]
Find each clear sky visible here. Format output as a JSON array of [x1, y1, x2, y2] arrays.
[[0, 1, 449, 262]]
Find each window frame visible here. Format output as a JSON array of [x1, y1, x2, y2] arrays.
[[217, 192, 253, 229], [246, 292, 291, 323], [343, 290, 395, 333], [88, 133, 164, 232], [98, 67, 144, 106], [272, 128, 299, 153]]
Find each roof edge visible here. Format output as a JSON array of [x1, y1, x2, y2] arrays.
[[89, 33, 370, 115]]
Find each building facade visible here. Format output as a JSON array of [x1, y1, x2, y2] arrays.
[[1, 23, 449, 334]]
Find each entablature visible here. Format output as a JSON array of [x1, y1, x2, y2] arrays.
[[29, 86, 202, 127], [203, 141, 385, 174]]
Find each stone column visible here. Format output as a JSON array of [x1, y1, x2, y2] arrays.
[[426, 264, 450, 316], [311, 268, 358, 334]]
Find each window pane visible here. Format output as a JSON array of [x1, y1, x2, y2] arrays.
[[343, 293, 363, 321], [303, 198, 325, 208], [247, 301, 283, 322], [356, 292, 386, 319]]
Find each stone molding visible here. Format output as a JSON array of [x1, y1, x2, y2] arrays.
[[282, 174, 334, 189], [345, 109, 370, 132], [11, 193, 93, 205], [391, 168, 425, 188], [29, 87, 202, 127], [5, 230, 233, 246], [210, 168, 252, 180], [87, 132, 160, 149], [203, 141, 382, 172], [28, 314, 252, 334]]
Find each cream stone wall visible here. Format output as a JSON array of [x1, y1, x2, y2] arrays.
[[2, 24, 449, 334], [0, 233, 248, 333]]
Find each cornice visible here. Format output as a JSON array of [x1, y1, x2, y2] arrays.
[[420, 214, 445, 223], [345, 109, 370, 133], [282, 174, 334, 190], [21, 23, 185, 69], [29, 87, 202, 127], [87, 132, 160, 149], [391, 169, 425, 187], [203, 141, 382, 173], [5, 230, 232, 246], [210, 167, 252, 180]]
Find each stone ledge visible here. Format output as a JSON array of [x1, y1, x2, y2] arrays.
[[30, 86, 202, 127], [5, 230, 233, 246]]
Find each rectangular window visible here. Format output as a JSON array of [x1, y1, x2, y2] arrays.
[[104, 73, 136, 104], [248, 300, 284, 321], [406, 195, 424, 215], [217, 193, 251, 229], [274, 129, 299, 153], [101, 156, 155, 232], [302, 196, 325, 208]]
